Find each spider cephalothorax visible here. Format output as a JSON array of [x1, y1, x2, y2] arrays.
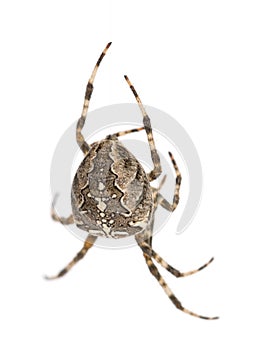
[[45, 42, 218, 321]]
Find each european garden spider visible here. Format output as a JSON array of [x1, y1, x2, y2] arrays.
[[45, 42, 218, 320]]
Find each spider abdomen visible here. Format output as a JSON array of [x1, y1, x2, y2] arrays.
[[71, 138, 154, 238]]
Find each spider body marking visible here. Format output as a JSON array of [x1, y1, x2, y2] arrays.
[[71, 136, 154, 239]]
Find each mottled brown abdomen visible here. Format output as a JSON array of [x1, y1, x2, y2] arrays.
[[71, 138, 154, 238]]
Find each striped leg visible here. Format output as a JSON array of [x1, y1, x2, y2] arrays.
[[142, 253, 218, 320], [139, 167, 212, 278], [124, 75, 162, 182], [137, 238, 214, 278], [109, 126, 145, 138], [157, 151, 182, 212], [76, 42, 112, 154], [135, 179, 217, 319], [44, 235, 97, 280], [51, 194, 74, 225]]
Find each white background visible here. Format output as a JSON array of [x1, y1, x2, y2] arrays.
[[0, 1, 254, 349]]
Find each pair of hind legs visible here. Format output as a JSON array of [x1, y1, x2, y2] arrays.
[[46, 43, 217, 320]]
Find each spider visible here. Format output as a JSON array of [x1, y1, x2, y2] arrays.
[[45, 42, 218, 320]]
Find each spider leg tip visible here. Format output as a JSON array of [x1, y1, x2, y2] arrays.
[[206, 257, 215, 267], [107, 42, 112, 48], [124, 75, 131, 85], [43, 274, 55, 281], [51, 193, 60, 208], [199, 314, 219, 320], [211, 316, 219, 320]]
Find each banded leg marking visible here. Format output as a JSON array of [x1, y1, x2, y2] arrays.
[[44, 235, 97, 280], [76, 42, 112, 154], [157, 151, 182, 212], [51, 194, 74, 225], [124, 75, 162, 182], [138, 240, 214, 278], [109, 126, 145, 138], [142, 253, 218, 320]]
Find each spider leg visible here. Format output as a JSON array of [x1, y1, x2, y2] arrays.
[[135, 172, 217, 319], [76, 42, 112, 154], [147, 175, 167, 247], [137, 237, 214, 278], [143, 144, 180, 248], [51, 194, 74, 225], [138, 174, 214, 279], [148, 151, 181, 217], [109, 126, 145, 138], [141, 252, 218, 320], [159, 151, 182, 212], [44, 235, 97, 280], [124, 75, 162, 182]]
